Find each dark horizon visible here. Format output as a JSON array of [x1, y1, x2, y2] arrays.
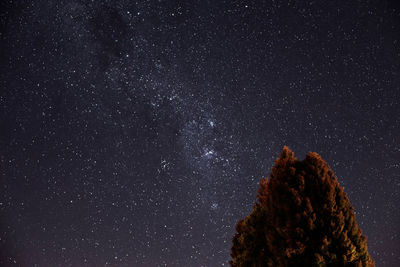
[[1, 0, 399, 266]]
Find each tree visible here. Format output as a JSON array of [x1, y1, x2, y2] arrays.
[[231, 146, 374, 267]]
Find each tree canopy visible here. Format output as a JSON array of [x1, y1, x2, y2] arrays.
[[231, 146, 374, 267]]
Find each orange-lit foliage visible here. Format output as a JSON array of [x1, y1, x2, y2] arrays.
[[230, 146, 374, 267]]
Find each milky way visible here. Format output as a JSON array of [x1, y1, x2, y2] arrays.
[[1, 1, 399, 266]]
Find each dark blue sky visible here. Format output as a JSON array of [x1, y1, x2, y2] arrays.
[[1, 0, 399, 266]]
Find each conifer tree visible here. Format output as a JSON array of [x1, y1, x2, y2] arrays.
[[231, 146, 374, 267]]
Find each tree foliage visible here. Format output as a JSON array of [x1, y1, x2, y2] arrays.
[[231, 146, 374, 267]]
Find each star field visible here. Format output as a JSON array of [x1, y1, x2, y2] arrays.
[[1, 0, 399, 266]]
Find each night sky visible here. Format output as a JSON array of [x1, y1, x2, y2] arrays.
[[1, 0, 399, 266]]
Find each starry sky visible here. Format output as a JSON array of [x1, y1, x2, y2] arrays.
[[1, 0, 399, 266]]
